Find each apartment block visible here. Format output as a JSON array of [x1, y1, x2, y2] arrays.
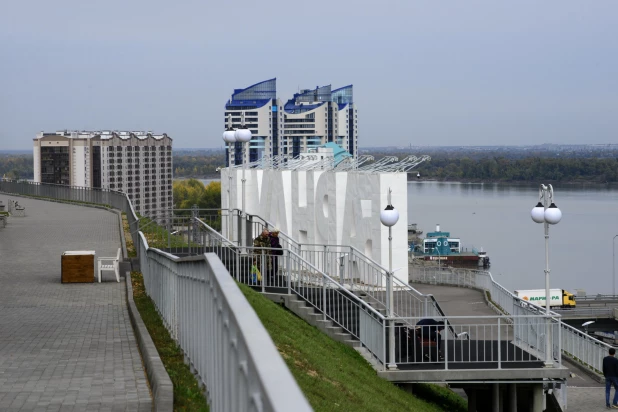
[[33, 130, 173, 215]]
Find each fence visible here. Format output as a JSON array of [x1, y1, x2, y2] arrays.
[[390, 315, 555, 368], [194, 218, 391, 365], [138, 234, 311, 412], [0, 179, 312, 412], [409, 265, 615, 373]]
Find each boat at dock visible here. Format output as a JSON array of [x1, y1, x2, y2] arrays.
[[409, 224, 490, 269]]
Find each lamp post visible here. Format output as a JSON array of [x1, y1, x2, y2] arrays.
[[380, 187, 399, 370], [612, 235, 618, 297], [531, 184, 562, 367], [222, 114, 237, 240], [235, 112, 252, 250]]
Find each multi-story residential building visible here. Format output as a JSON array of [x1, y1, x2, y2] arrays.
[[223, 79, 358, 164], [282, 84, 358, 160], [224, 78, 283, 166], [33, 130, 173, 215], [331, 85, 358, 158]]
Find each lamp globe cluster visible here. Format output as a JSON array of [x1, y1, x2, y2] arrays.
[[531, 201, 562, 225], [222, 128, 236, 144], [235, 127, 252, 143]]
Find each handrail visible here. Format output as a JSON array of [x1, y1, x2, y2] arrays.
[[195, 218, 387, 321]]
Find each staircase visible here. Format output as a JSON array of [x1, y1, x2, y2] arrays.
[[264, 291, 383, 371]]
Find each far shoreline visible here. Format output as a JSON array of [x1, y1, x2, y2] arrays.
[[174, 175, 618, 188]]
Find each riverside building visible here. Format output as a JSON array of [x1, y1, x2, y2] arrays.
[[283, 85, 357, 159], [224, 79, 358, 164], [224, 78, 283, 166], [33, 130, 173, 215]]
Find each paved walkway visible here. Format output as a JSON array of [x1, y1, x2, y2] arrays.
[[0, 195, 151, 411], [411, 282, 607, 411]]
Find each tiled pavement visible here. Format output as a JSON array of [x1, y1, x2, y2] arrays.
[[0, 195, 152, 411]]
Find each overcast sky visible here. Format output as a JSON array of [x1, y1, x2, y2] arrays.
[[1, 1, 617, 150]]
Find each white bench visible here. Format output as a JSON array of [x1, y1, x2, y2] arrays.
[[98, 248, 121, 283]]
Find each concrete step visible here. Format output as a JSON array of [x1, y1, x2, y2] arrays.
[[354, 347, 381, 370], [326, 325, 344, 336], [344, 339, 362, 348], [332, 332, 353, 344]]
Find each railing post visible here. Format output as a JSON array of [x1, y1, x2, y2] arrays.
[[235, 250, 240, 281], [287, 252, 291, 295], [444, 318, 448, 370], [498, 317, 502, 369], [322, 275, 327, 321], [261, 250, 266, 293], [323, 245, 327, 274], [558, 318, 562, 367]]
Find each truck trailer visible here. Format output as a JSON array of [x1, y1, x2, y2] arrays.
[[513, 288, 576, 309]]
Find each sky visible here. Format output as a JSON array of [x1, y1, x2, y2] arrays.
[[0, 1, 617, 150]]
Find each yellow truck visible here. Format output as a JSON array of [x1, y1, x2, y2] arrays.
[[514, 288, 576, 309]]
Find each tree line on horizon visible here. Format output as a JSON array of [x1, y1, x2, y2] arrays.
[[2, 150, 618, 183]]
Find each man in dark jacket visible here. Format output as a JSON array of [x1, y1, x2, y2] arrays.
[[416, 318, 445, 360], [603, 347, 618, 408]]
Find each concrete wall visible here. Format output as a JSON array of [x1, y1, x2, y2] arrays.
[[221, 168, 409, 283]]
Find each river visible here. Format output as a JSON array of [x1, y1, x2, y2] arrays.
[[408, 181, 618, 295], [199, 178, 617, 295]]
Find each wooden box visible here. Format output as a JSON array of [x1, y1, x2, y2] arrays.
[[61, 251, 95, 283]]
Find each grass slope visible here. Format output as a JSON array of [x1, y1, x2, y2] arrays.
[[131, 272, 209, 411], [239, 284, 467, 412]]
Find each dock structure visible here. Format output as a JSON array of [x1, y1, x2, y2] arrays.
[[0, 194, 152, 411]]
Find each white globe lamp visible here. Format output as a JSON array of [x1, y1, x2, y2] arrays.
[[380, 205, 399, 227], [544, 203, 562, 225], [530, 202, 545, 224], [235, 127, 252, 143], [222, 129, 236, 144]]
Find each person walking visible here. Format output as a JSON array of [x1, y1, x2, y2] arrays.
[[251, 228, 270, 284], [268, 228, 283, 283], [603, 347, 618, 408]]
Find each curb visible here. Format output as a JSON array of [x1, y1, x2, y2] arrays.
[[126, 272, 174, 411]]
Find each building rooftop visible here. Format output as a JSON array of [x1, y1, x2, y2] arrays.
[[225, 78, 276, 109], [36, 131, 171, 140]]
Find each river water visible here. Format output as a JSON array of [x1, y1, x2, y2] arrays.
[[408, 181, 618, 295], [200, 178, 617, 295]]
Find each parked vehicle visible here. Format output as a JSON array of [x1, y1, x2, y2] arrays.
[[514, 288, 576, 309]]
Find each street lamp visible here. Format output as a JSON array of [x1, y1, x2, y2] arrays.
[[235, 113, 252, 249], [380, 187, 399, 370], [530, 184, 562, 367], [612, 235, 618, 297], [582, 320, 595, 335], [222, 114, 237, 240]]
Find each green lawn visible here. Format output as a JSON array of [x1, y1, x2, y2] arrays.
[[239, 283, 467, 412], [131, 272, 209, 411]]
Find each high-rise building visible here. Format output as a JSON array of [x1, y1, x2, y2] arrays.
[[223, 79, 357, 164], [224, 78, 283, 166], [33, 130, 173, 215], [282, 84, 358, 160]]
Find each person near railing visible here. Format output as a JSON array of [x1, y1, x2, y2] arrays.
[[416, 318, 445, 361], [269, 228, 283, 282], [603, 347, 618, 409], [252, 228, 271, 283]]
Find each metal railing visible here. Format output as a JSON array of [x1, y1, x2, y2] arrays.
[[295, 243, 436, 319], [390, 315, 557, 368], [193, 218, 391, 365], [137, 234, 311, 412], [0, 178, 312, 412], [409, 265, 616, 372]]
